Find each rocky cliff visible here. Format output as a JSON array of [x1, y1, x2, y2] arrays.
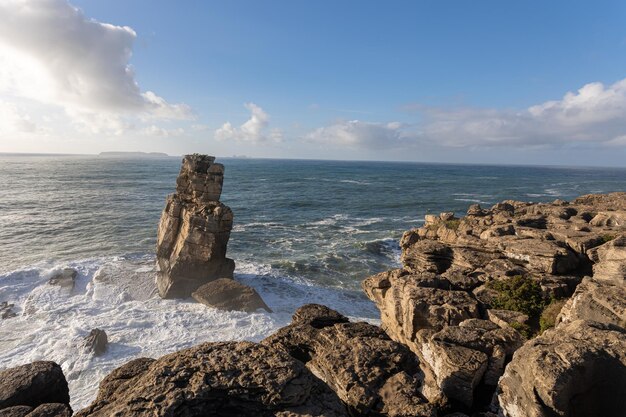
[[156, 154, 235, 298]]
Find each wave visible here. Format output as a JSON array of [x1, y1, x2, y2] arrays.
[[0, 255, 378, 410]]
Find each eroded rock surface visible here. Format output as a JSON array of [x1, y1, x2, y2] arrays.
[[76, 341, 348, 417], [363, 192, 626, 413], [496, 320, 626, 417], [262, 304, 435, 417], [156, 154, 235, 298]]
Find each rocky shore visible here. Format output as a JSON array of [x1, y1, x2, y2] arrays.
[[0, 157, 624, 417]]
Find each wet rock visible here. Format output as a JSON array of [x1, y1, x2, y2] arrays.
[[83, 329, 108, 356], [48, 268, 77, 289], [496, 320, 626, 417], [0, 302, 16, 319], [0, 362, 69, 410], [156, 154, 235, 298], [191, 278, 272, 313], [76, 341, 348, 417], [262, 304, 435, 417]]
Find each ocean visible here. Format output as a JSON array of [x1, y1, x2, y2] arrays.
[[1, 154, 625, 408]]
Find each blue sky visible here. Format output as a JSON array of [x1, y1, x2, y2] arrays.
[[1, 0, 626, 166]]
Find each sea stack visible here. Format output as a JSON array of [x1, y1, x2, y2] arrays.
[[156, 154, 235, 298]]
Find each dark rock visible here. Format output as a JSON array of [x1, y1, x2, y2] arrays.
[[83, 329, 108, 356], [0, 406, 32, 417], [27, 404, 72, 417], [0, 302, 16, 320], [0, 362, 69, 409], [191, 278, 272, 313], [48, 268, 77, 289], [75, 341, 348, 417]]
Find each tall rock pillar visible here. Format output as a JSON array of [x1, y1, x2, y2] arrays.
[[156, 154, 235, 298]]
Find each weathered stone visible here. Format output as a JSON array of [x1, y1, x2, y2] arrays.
[[83, 329, 108, 356], [48, 268, 77, 289], [0, 406, 32, 417], [191, 278, 272, 313], [0, 362, 69, 410], [156, 155, 235, 298], [587, 234, 626, 282], [417, 319, 523, 408], [486, 309, 529, 329], [262, 305, 434, 417], [557, 277, 626, 327], [27, 404, 72, 417], [76, 341, 348, 417], [496, 320, 626, 417]]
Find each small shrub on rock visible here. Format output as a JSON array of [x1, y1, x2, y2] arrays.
[[487, 275, 546, 320], [539, 298, 567, 333]]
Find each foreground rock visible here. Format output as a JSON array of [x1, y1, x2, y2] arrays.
[[156, 154, 235, 298], [0, 362, 70, 411], [262, 304, 435, 417], [192, 278, 272, 313], [497, 320, 626, 417], [76, 341, 347, 417]]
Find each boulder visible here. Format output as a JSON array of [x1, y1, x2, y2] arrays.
[[48, 268, 77, 289], [156, 154, 235, 298], [76, 341, 348, 417], [83, 329, 108, 356], [0, 362, 69, 410], [191, 278, 272, 313], [262, 305, 435, 417], [587, 234, 626, 282], [496, 320, 626, 417]]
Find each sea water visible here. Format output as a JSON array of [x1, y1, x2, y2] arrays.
[[1, 154, 625, 408]]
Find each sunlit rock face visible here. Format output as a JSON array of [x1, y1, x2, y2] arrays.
[[156, 154, 235, 298]]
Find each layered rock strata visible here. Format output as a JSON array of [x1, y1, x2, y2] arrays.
[[363, 192, 626, 413], [156, 154, 235, 298]]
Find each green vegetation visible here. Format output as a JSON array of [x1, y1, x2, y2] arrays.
[[600, 234, 616, 244], [539, 299, 567, 333], [443, 219, 461, 230], [487, 275, 546, 319], [509, 321, 533, 339]]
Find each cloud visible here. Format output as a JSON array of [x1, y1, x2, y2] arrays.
[[0, 101, 38, 134], [305, 120, 409, 149], [215, 103, 283, 143], [0, 0, 192, 134], [307, 78, 626, 150]]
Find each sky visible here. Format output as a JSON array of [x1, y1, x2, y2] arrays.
[[1, 0, 626, 166]]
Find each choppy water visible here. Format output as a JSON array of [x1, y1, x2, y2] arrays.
[[0, 154, 625, 408]]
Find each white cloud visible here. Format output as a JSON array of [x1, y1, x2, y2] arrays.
[[0, 0, 192, 135], [215, 103, 282, 143], [0, 101, 38, 134], [306, 78, 626, 150], [305, 120, 409, 149]]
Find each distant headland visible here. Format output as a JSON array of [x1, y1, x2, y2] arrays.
[[99, 151, 169, 158]]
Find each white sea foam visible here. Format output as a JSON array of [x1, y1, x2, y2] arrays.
[[0, 255, 378, 411]]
